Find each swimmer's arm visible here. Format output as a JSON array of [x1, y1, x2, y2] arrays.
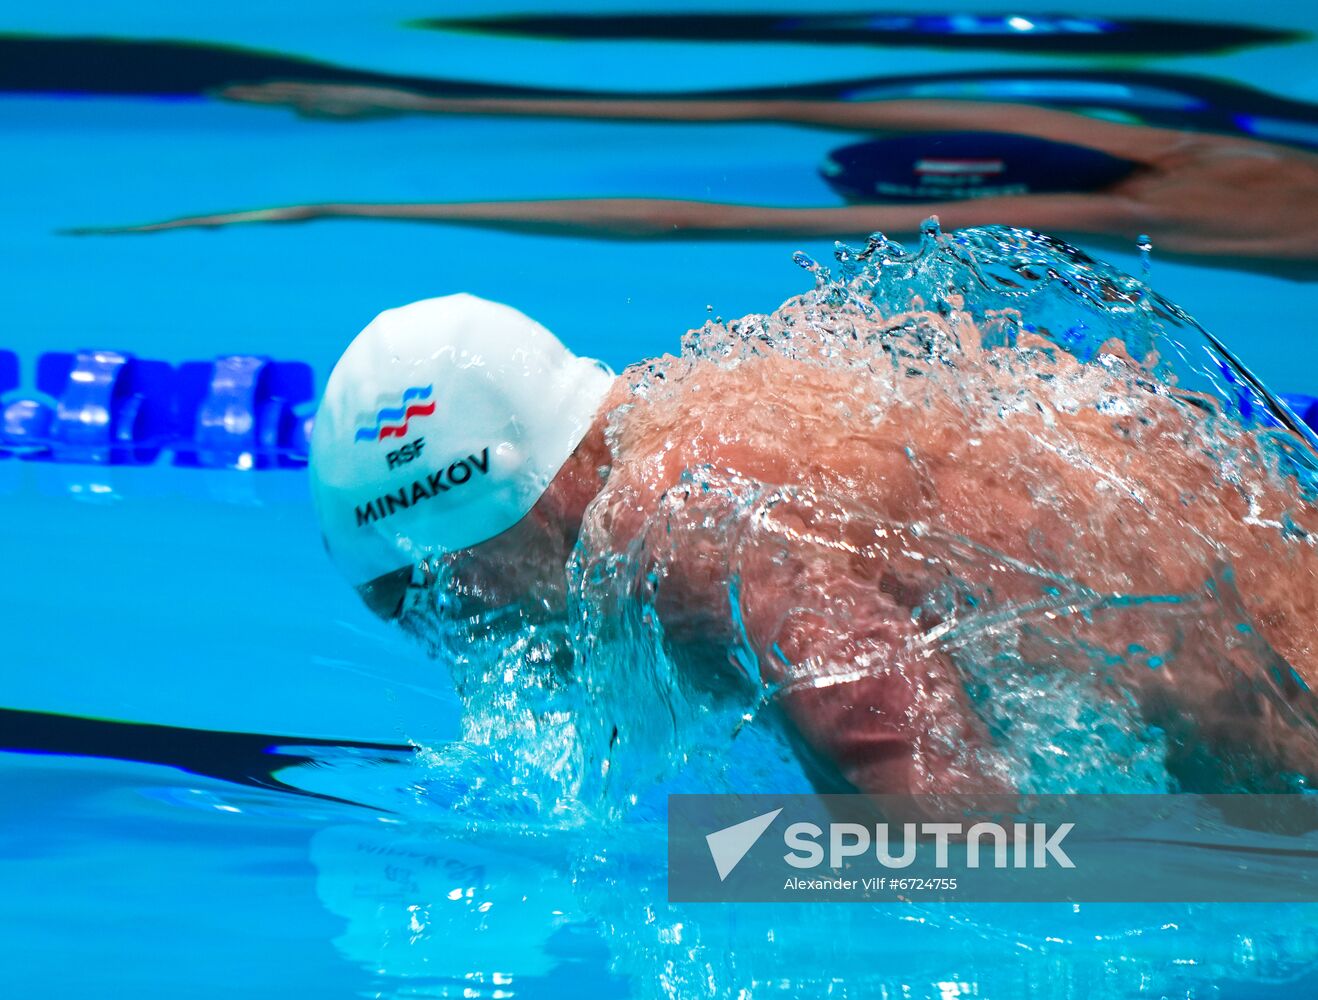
[[735, 570, 1000, 796], [219, 83, 1184, 159], [70, 194, 1133, 242], [221, 83, 820, 124]]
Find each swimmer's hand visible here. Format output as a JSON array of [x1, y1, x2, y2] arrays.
[[218, 81, 420, 119]]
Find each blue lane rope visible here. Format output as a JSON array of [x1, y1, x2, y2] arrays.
[[0, 349, 313, 468], [2, 347, 1317, 470]]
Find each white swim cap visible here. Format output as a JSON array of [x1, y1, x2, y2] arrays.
[[309, 293, 614, 586]]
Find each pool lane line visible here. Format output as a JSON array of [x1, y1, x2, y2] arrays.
[[0, 706, 414, 809]]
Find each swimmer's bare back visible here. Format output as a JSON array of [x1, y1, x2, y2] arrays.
[[589, 335, 1318, 794], [75, 94, 1318, 265]]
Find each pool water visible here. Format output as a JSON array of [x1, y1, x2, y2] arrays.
[[4, 1, 1318, 997]]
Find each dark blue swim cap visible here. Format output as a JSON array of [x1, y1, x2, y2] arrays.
[[820, 131, 1139, 203]]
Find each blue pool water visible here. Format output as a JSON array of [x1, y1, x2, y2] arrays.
[[4, 1, 1318, 997]]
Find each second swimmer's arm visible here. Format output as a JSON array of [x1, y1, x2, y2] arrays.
[[219, 82, 1185, 158]]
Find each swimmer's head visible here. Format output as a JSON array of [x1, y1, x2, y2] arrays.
[[309, 293, 615, 608]]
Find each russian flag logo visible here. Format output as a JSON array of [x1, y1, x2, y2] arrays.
[[355, 385, 436, 443]]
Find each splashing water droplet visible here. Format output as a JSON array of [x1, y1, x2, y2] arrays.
[[1137, 234, 1153, 275]]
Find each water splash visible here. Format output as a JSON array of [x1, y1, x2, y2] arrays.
[[401, 222, 1318, 818], [582, 221, 1318, 799]]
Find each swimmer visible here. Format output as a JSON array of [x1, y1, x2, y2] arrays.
[[310, 292, 1318, 796], [86, 95, 1318, 269]]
